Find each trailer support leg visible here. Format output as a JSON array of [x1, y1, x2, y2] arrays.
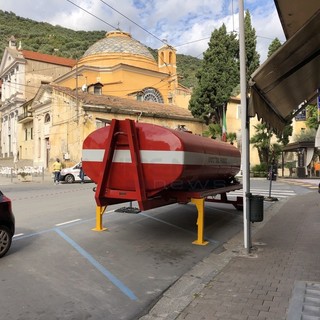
[[191, 198, 208, 246], [92, 206, 107, 231]]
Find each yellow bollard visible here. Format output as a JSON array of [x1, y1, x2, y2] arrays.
[[92, 205, 107, 231], [191, 198, 208, 246]]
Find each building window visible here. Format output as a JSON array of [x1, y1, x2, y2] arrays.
[[44, 113, 50, 123], [31, 127, 33, 140], [142, 87, 164, 103], [94, 84, 102, 95], [38, 138, 41, 158], [25, 129, 28, 141], [95, 120, 109, 129], [169, 52, 172, 64], [295, 109, 306, 121], [237, 105, 241, 119]]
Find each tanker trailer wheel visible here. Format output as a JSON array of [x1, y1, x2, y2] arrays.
[[65, 174, 75, 184]]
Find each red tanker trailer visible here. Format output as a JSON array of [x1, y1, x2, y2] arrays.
[[82, 119, 242, 244]]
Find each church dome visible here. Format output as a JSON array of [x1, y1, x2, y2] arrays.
[[82, 30, 155, 61]]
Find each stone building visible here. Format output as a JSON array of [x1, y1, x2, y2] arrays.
[[0, 36, 76, 160], [31, 85, 203, 168]]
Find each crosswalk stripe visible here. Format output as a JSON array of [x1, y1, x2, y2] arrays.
[[226, 189, 296, 199], [249, 188, 295, 194]]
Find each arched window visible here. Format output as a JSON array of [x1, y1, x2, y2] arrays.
[[169, 52, 172, 65], [141, 87, 164, 103], [161, 52, 165, 64], [94, 84, 103, 95], [44, 113, 50, 123]]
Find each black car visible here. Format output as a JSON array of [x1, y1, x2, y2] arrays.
[[0, 190, 15, 258]]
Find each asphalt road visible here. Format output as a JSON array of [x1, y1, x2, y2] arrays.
[[0, 178, 313, 320]]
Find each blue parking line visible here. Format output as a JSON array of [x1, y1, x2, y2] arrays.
[[54, 228, 138, 301]]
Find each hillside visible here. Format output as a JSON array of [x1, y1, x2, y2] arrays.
[[0, 10, 201, 88]]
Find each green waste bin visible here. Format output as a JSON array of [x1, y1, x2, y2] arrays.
[[249, 194, 264, 222]]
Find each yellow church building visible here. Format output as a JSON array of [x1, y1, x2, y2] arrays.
[[54, 30, 191, 108], [27, 30, 203, 168]]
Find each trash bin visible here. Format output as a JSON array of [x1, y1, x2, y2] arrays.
[[296, 167, 305, 178], [249, 194, 264, 222]]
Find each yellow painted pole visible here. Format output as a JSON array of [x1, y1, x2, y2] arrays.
[[92, 205, 107, 231], [191, 198, 208, 246]]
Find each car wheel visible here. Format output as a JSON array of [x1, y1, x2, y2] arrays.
[[0, 226, 12, 258], [65, 174, 75, 183]]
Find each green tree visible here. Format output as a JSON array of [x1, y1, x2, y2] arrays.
[[203, 123, 237, 144], [189, 24, 239, 125], [203, 123, 222, 139], [276, 121, 293, 146], [244, 10, 260, 87], [250, 123, 281, 165], [267, 37, 282, 58], [294, 128, 317, 142], [305, 104, 319, 130]]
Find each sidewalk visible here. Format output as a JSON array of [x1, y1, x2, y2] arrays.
[[140, 189, 320, 320], [0, 171, 53, 185]]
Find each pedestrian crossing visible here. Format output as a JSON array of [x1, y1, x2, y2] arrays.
[[282, 180, 320, 190], [228, 188, 296, 199]]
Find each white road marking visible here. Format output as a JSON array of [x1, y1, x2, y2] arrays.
[[13, 233, 24, 238], [55, 219, 82, 226]]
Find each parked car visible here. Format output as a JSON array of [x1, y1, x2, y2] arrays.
[[0, 190, 15, 258], [59, 163, 91, 183]]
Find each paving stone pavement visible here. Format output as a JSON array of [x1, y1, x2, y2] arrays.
[[140, 190, 320, 320]]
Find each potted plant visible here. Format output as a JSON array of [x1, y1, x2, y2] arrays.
[[17, 170, 32, 182]]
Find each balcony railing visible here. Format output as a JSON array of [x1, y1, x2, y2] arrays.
[[18, 112, 33, 123]]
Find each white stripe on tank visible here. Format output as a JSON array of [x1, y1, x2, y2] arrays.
[[82, 149, 240, 166]]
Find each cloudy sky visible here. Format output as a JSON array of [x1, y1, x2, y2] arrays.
[[0, 0, 285, 63]]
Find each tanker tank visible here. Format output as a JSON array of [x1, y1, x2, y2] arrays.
[[82, 119, 241, 203]]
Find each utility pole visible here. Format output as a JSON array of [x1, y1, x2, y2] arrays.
[[239, 0, 251, 253], [75, 60, 79, 123]]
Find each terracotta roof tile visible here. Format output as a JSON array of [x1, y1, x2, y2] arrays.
[[21, 50, 76, 67], [50, 85, 197, 120]]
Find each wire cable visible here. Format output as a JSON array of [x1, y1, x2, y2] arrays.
[[65, 0, 117, 30], [99, 0, 167, 46]]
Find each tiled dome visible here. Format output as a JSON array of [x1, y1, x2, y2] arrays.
[[82, 30, 155, 61]]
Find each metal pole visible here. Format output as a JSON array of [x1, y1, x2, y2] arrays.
[[75, 60, 79, 123], [268, 164, 273, 198], [239, 0, 251, 252]]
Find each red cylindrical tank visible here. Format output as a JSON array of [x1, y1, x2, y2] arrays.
[[82, 121, 241, 197]]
